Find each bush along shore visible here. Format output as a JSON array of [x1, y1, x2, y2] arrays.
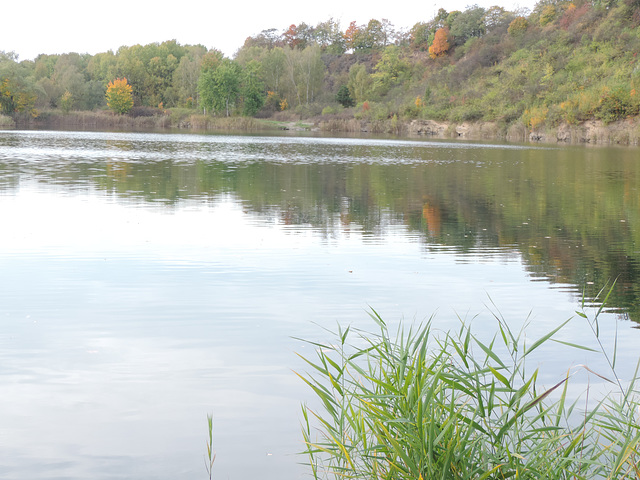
[[296, 292, 640, 479]]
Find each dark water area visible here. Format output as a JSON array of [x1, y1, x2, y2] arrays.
[[0, 130, 639, 479]]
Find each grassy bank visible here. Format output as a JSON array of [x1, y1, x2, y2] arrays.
[[298, 299, 640, 478], [7, 109, 269, 132]]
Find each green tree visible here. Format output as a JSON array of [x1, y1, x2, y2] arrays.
[[87, 51, 117, 85], [240, 29, 281, 50], [172, 45, 207, 107], [60, 90, 73, 113], [313, 18, 346, 54], [105, 77, 133, 114], [241, 60, 265, 116], [540, 5, 557, 25], [297, 45, 324, 104], [347, 63, 372, 103], [350, 19, 387, 52], [410, 22, 431, 51], [113, 45, 147, 105], [359, 19, 385, 51], [371, 45, 409, 95], [0, 51, 38, 115], [449, 5, 486, 45], [508, 16, 529, 36], [52, 53, 91, 109], [199, 58, 242, 116], [261, 47, 286, 94], [282, 47, 302, 106], [336, 84, 355, 107], [483, 6, 514, 31]]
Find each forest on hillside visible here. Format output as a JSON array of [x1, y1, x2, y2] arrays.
[[1, 0, 640, 134]]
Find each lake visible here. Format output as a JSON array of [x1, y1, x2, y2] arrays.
[[0, 129, 639, 479]]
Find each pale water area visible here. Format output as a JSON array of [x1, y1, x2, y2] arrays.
[[0, 130, 639, 479]]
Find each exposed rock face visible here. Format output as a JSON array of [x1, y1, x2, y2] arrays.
[[408, 120, 449, 137], [407, 118, 639, 145], [529, 131, 547, 142], [529, 118, 640, 145], [455, 123, 471, 137]]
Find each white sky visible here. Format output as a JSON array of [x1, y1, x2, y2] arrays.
[[3, 0, 535, 61]]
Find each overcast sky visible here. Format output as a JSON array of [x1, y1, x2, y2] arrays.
[[3, 0, 535, 61]]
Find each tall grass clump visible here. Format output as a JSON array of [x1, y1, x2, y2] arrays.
[[0, 114, 15, 127], [297, 304, 640, 479]]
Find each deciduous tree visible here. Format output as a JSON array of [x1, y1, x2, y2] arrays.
[[313, 18, 346, 54], [347, 63, 372, 103], [261, 47, 286, 94], [429, 27, 450, 59], [508, 16, 529, 36], [283, 24, 303, 48], [241, 60, 265, 115], [172, 45, 207, 107], [199, 58, 242, 116], [371, 45, 409, 95], [60, 90, 73, 113], [484, 6, 514, 31], [297, 45, 324, 104], [0, 51, 38, 115], [105, 77, 133, 114], [344, 21, 360, 51], [449, 6, 486, 45]]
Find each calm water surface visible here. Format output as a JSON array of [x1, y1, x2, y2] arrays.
[[0, 130, 639, 479]]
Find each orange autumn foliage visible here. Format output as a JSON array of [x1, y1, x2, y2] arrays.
[[422, 203, 441, 235], [344, 21, 359, 50], [429, 27, 450, 59]]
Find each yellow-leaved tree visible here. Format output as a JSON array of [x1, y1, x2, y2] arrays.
[[106, 78, 133, 114]]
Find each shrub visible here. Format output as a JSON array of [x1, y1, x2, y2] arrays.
[[402, 102, 421, 119], [321, 106, 339, 115], [129, 106, 163, 117], [523, 105, 549, 129], [596, 85, 640, 124], [298, 305, 640, 480], [559, 89, 599, 124], [0, 114, 15, 127], [295, 103, 322, 117]]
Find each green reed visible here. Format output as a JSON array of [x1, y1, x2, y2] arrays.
[[297, 302, 640, 479], [205, 414, 216, 480]]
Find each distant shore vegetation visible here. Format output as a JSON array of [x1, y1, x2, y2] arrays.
[[2, 0, 640, 143]]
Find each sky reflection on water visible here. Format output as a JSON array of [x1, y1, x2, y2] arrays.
[[0, 131, 638, 479]]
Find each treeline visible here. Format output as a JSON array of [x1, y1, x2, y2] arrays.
[[2, 0, 640, 130], [0, 41, 207, 114]]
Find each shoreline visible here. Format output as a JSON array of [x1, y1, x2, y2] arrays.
[[319, 117, 640, 146], [2, 110, 640, 146]]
